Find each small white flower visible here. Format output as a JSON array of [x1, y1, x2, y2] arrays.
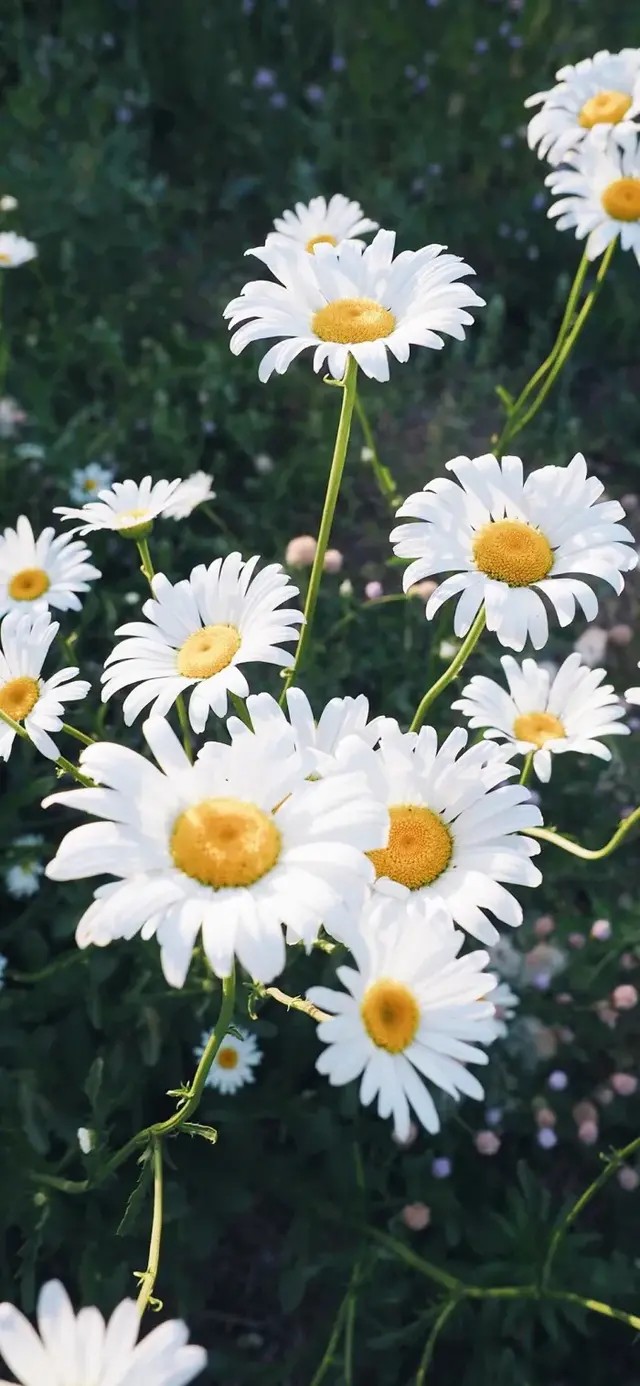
[[454, 652, 628, 782], [54, 475, 183, 536], [526, 49, 640, 166], [0, 1279, 206, 1385], [258, 194, 378, 255], [390, 452, 636, 651], [0, 610, 90, 762], [69, 461, 115, 505], [4, 833, 45, 898], [626, 663, 640, 704], [484, 979, 520, 1040], [0, 195, 18, 212], [163, 471, 216, 520], [102, 555, 304, 731], [77, 1126, 95, 1154], [200, 1026, 262, 1094], [254, 452, 274, 475], [227, 688, 390, 778], [0, 232, 37, 268], [224, 228, 484, 383], [308, 895, 497, 1140], [0, 515, 100, 616], [0, 397, 26, 438], [546, 132, 640, 262]]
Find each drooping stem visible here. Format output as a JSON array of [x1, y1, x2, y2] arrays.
[[136, 1138, 164, 1316], [354, 391, 400, 507], [527, 804, 640, 861], [409, 607, 486, 732], [136, 537, 155, 585], [280, 355, 359, 699]]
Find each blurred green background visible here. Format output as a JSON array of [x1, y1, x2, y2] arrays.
[[1, 2, 640, 1382]]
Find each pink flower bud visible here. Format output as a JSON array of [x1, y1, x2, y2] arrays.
[[608, 623, 633, 647], [392, 1121, 419, 1149], [613, 984, 638, 1011], [285, 534, 317, 567], [323, 548, 343, 574], [408, 579, 437, 600], [364, 580, 383, 601], [611, 1073, 638, 1097], [591, 919, 611, 941], [578, 1120, 599, 1146], [572, 1100, 598, 1126], [534, 914, 555, 938], [617, 1166, 640, 1192], [474, 1130, 501, 1156], [568, 933, 585, 950], [535, 1106, 557, 1128], [401, 1202, 431, 1231]]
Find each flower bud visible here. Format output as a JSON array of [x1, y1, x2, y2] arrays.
[[401, 1202, 431, 1231]]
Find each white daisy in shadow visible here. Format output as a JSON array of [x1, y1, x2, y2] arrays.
[[0, 515, 100, 616], [526, 49, 640, 166], [0, 609, 90, 762], [546, 131, 640, 263], [257, 194, 378, 255]]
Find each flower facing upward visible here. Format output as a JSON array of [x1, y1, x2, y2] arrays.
[[526, 49, 640, 166], [69, 461, 115, 505], [390, 453, 636, 650], [199, 1026, 262, 1094], [360, 724, 541, 946], [546, 132, 640, 263], [259, 194, 378, 254], [454, 652, 628, 782], [308, 896, 497, 1140], [226, 688, 389, 779], [0, 1279, 206, 1386], [0, 609, 89, 761], [102, 555, 304, 730], [163, 470, 216, 520], [45, 714, 388, 987], [0, 232, 37, 267], [0, 515, 100, 616], [224, 229, 484, 382], [54, 476, 183, 537]]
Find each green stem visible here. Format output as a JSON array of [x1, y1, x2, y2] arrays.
[[61, 722, 96, 747], [519, 751, 534, 787], [280, 355, 358, 699], [415, 1297, 460, 1385], [136, 1138, 164, 1316], [409, 607, 486, 732], [0, 707, 93, 787], [309, 1290, 350, 1386], [256, 984, 331, 1024], [354, 392, 399, 507], [542, 1131, 640, 1286], [136, 537, 155, 585], [527, 804, 640, 861], [175, 694, 193, 762]]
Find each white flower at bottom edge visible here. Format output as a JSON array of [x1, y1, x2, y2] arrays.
[[546, 132, 640, 264], [390, 452, 637, 651], [0, 232, 37, 268], [0, 609, 90, 762], [308, 895, 498, 1141], [0, 1279, 206, 1386], [198, 1026, 262, 1094], [54, 475, 182, 536], [453, 651, 628, 783], [258, 193, 378, 255], [69, 461, 115, 505], [0, 516, 100, 617], [626, 662, 640, 704], [163, 471, 216, 520], [483, 980, 520, 1041], [525, 48, 640, 166], [226, 687, 391, 778], [44, 714, 389, 987]]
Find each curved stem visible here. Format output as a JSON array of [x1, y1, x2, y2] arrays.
[[542, 1130, 640, 1286], [136, 537, 155, 585], [257, 984, 331, 1024], [415, 1297, 460, 1385], [0, 706, 93, 787], [136, 1138, 164, 1316], [527, 804, 640, 861], [280, 355, 358, 699], [61, 722, 95, 747], [410, 607, 486, 732], [354, 392, 399, 507]]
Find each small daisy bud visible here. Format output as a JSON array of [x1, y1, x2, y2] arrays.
[[0, 195, 18, 211], [591, 918, 611, 941], [611, 1073, 638, 1097], [431, 1156, 452, 1179], [608, 623, 633, 646], [408, 579, 437, 600], [573, 1101, 598, 1125], [392, 1121, 419, 1149], [474, 1130, 501, 1156], [401, 1202, 431, 1231], [548, 1069, 568, 1092], [364, 580, 383, 600], [360, 446, 374, 462], [568, 932, 585, 949], [617, 1166, 640, 1192], [578, 1120, 599, 1146], [534, 914, 555, 938], [323, 548, 344, 574], [613, 984, 638, 1011], [77, 1126, 95, 1154], [535, 1106, 556, 1128], [339, 578, 353, 597], [285, 534, 317, 567], [537, 1127, 557, 1150]]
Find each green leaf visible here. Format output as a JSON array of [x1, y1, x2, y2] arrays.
[[116, 1150, 152, 1238]]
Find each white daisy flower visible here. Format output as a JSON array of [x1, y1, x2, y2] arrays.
[[259, 194, 378, 255], [308, 895, 498, 1140], [360, 723, 542, 947], [54, 475, 183, 537], [626, 665, 640, 704], [163, 470, 216, 520], [69, 461, 115, 505], [101, 555, 304, 731], [3, 833, 45, 898], [44, 714, 389, 987], [224, 228, 484, 383], [546, 131, 640, 262], [526, 49, 640, 166], [0, 610, 90, 762], [484, 979, 520, 1040], [0, 1279, 206, 1386], [0, 232, 37, 268], [199, 1025, 262, 1094], [0, 515, 100, 616], [227, 687, 390, 777], [453, 652, 628, 782], [390, 452, 636, 651]]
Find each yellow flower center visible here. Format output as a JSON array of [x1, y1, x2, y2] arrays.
[[217, 1046, 240, 1070], [579, 89, 632, 129], [361, 979, 420, 1053], [513, 710, 566, 748], [0, 675, 40, 721], [177, 624, 242, 679], [312, 297, 396, 344], [368, 804, 453, 890], [83, 478, 99, 492], [306, 233, 337, 253], [473, 519, 553, 587], [170, 797, 281, 889], [0, 252, 11, 264], [7, 567, 50, 601], [601, 177, 640, 222], [117, 508, 148, 528]]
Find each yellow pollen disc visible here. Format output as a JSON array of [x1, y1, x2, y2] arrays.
[[312, 296, 396, 344], [306, 233, 338, 253], [473, 519, 553, 587], [0, 675, 40, 721], [368, 804, 453, 890], [8, 566, 50, 601], [170, 797, 281, 889], [579, 89, 632, 129], [177, 624, 241, 679], [601, 176, 640, 222], [361, 979, 420, 1054], [513, 710, 565, 748], [217, 1046, 239, 1070], [117, 508, 149, 528], [83, 478, 98, 492], [0, 253, 11, 264]]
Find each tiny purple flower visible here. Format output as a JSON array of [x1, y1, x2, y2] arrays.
[[432, 1156, 452, 1179], [537, 1128, 558, 1150], [254, 67, 276, 90], [548, 1070, 568, 1092]]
